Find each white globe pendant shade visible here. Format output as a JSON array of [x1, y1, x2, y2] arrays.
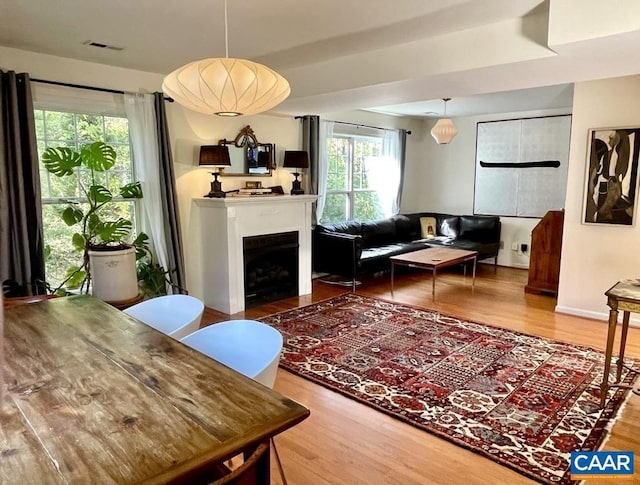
[[430, 118, 458, 144], [162, 57, 291, 116]]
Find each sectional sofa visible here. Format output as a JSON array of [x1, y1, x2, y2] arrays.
[[313, 212, 501, 289]]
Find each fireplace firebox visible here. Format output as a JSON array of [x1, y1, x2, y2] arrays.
[[243, 231, 299, 308]]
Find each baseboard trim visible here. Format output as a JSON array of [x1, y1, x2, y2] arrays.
[[555, 305, 640, 328]]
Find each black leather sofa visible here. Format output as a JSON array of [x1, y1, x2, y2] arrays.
[[313, 212, 501, 289]]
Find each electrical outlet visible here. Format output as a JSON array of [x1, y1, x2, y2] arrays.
[[521, 243, 528, 253], [511, 242, 518, 251]]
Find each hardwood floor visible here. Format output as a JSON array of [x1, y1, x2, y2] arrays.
[[201, 265, 640, 485]]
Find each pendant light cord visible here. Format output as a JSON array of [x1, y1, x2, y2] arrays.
[[224, 0, 229, 58], [442, 98, 451, 117]]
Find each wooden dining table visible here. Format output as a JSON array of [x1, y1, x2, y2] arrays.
[[0, 295, 309, 484]]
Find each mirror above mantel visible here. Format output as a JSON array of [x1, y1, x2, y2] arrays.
[[218, 125, 275, 177]]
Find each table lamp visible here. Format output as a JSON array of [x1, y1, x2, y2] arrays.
[[199, 145, 231, 198], [283, 150, 309, 195]]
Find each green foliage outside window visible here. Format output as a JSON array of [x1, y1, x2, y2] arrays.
[[320, 134, 385, 224], [36, 110, 135, 288]]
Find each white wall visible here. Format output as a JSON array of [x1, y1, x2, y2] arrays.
[[557, 75, 640, 322], [1, 46, 422, 291], [401, 108, 571, 268]]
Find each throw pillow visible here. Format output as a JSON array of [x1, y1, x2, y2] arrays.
[[420, 217, 437, 239]]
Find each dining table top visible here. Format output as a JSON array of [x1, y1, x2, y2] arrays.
[[0, 295, 309, 484]]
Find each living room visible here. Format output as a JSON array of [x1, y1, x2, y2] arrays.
[[2, 0, 640, 483]]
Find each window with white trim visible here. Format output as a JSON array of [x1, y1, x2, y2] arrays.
[[321, 132, 385, 224], [32, 84, 137, 287]]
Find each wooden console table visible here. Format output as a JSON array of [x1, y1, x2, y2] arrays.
[[1, 295, 309, 483], [601, 280, 640, 407]]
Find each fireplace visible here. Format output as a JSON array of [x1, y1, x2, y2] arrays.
[[189, 195, 316, 314], [243, 231, 299, 308]]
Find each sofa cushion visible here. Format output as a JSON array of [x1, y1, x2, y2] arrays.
[[437, 215, 460, 238], [459, 216, 500, 243], [361, 219, 397, 248], [420, 217, 437, 238], [392, 215, 414, 242]]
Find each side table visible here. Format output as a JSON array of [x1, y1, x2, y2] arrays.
[[601, 280, 640, 407]]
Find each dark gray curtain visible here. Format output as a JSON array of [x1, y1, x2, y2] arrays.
[[395, 129, 409, 213], [301, 115, 320, 223], [153, 93, 186, 293], [0, 71, 45, 296]]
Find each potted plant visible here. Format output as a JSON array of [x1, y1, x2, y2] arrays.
[[42, 141, 149, 302]]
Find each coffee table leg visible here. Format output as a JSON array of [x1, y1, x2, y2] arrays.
[[432, 268, 436, 298], [390, 262, 395, 296], [472, 256, 477, 290]]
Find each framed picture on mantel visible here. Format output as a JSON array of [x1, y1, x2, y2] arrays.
[[583, 127, 640, 226]]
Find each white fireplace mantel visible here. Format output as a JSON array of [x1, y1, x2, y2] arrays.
[[187, 195, 317, 314]]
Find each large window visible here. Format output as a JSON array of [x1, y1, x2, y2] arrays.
[[321, 133, 385, 224], [35, 109, 136, 286]]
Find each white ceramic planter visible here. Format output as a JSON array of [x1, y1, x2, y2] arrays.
[[89, 246, 138, 303]]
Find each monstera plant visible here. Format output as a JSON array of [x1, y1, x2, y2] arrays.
[[42, 141, 147, 297]]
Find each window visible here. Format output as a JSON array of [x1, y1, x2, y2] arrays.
[[34, 109, 136, 286], [321, 133, 386, 224]]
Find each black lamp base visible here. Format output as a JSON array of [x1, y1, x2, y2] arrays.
[[205, 172, 226, 198], [291, 172, 305, 195]]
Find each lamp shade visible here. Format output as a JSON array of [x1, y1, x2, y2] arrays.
[[199, 145, 231, 166], [430, 118, 458, 144], [162, 58, 291, 117], [283, 150, 309, 169]]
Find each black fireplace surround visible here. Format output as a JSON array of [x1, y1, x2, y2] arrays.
[[243, 231, 299, 308]]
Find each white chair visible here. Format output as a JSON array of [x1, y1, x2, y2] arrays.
[[180, 319, 282, 387], [180, 319, 287, 484], [123, 294, 204, 340]]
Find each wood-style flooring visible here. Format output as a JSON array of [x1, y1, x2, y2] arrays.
[[201, 265, 640, 485]]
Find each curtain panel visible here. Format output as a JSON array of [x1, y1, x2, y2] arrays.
[[153, 93, 186, 293], [0, 71, 45, 296]]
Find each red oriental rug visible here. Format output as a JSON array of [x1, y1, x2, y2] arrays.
[[262, 294, 636, 484]]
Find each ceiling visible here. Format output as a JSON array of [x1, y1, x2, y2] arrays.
[[1, 0, 639, 118]]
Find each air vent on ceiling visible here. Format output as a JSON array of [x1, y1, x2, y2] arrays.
[[83, 40, 124, 51]]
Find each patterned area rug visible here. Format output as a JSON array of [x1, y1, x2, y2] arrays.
[[262, 294, 636, 484]]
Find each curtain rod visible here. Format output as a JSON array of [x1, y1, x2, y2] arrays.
[[31, 78, 173, 102], [295, 116, 411, 135]]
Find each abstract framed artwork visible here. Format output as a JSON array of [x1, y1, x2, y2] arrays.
[[583, 127, 640, 225]]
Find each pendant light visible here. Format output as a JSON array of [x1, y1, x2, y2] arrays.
[[162, 0, 290, 116], [430, 98, 458, 144]]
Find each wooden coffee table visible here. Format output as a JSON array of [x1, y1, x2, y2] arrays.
[[390, 247, 478, 298]]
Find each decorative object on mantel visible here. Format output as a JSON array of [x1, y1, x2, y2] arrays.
[[219, 125, 275, 177], [431, 98, 458, 144], [199, 145, 231, 198], [283, 150, 310, 195], [161, 0, 290, 116]]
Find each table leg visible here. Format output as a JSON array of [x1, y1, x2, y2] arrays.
[[256, 443, 271, 485], [616, 311, 631, 382], [472, 256, 477, 290], [432, 268, 436, 298], [601, 308, 619, 407], [390, 262, 395, 296]]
